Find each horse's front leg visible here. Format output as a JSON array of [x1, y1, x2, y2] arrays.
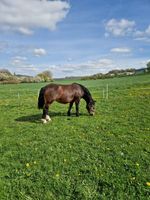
[[75, 99, 80, 117], [41, 104, 51, 123], [67, 102, 74, 116]]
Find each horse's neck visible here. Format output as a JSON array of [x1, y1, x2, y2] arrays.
[[78, 84, 92, 104]]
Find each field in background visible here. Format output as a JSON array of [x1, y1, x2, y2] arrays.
[[0, 74, 150, 199]]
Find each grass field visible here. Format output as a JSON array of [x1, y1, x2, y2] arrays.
[[0, 74, 150, 199]]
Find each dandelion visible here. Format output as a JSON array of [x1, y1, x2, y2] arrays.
[[26, 163, 30, 168], [131, 177, 136, 180], [64, 159, 67, 162], [33, 161, 37, 164], [26, 173, 31, 177], [120, 152, 124, 156], [136, 163, 139, 167], [146, 182, 150, 187], [55, 173, 60, 178]]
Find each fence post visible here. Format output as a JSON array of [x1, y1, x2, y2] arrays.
[[103, 88, 105, 99], [106, 84, 109, 100]]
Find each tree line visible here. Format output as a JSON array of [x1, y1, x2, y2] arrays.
[[82, 62, 150, 80], [0, 70, 53, 84], [0, 61, 150, 84]]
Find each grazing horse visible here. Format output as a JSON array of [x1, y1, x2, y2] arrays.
[[38, 83, 95, 123]]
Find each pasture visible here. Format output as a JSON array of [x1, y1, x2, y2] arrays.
[[0, 74, 150, 199]]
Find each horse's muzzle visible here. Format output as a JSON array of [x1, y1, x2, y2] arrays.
[[90, 112, 94, 116]]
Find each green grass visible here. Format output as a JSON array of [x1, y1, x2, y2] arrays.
[[0, 74, 150, 200]]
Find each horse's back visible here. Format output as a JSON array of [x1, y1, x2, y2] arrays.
[[43, 83, 84, 104]]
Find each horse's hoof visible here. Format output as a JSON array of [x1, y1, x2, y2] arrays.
[[41, 119, 47, 124], [46, 115, 51, 121]]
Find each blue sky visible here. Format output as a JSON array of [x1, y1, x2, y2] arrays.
[[0, 0, 150, 78]]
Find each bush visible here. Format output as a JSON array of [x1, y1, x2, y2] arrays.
[[37, 70, 53, 82]]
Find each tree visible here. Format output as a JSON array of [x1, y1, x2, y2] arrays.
[[37, 70, 53, 82], [0, 69, 12, 75], [146, 61, 150, 72]]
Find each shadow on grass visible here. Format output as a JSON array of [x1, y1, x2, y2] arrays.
[[15, 114, 42, 123], [15, 112, 88, 123]]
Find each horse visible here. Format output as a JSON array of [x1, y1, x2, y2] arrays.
[[38, 83, 96, 123]]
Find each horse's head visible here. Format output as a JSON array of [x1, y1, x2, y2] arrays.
[[86, 99, 96, 116]]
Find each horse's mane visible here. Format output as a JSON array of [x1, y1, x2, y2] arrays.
[[75, 83, 92, 102]]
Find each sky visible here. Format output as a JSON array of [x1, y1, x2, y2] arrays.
[[0, 0, 150, 78]]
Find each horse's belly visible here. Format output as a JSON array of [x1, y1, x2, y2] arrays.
[[56, 95, 73, 104], [56, 99, 70, 104]]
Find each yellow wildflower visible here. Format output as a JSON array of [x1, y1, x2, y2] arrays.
[[131, 177, 136, 180], [136, 163, 139, 167], [56, 173, 60, 178], [26, 173, 31, 177], [26, 163, 30, 167], [146, 182, 150, 187]]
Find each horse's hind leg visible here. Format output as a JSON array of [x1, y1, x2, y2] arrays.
[[42, 104, 51, 123]]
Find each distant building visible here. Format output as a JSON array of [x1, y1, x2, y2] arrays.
[[125, 71, 135, 76], [135, 68, 147, 74]]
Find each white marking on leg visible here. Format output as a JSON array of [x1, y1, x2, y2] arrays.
[[46, 115, 51, 121], [41, 119, 47, 124]]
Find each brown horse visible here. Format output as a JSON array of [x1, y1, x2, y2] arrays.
[[38, 83, 95, 123]]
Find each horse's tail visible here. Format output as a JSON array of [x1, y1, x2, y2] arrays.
[[38, 87, 45, 109]]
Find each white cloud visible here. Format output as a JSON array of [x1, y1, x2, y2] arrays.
[[18, 27, 33, 35], [145, 25, 150, 35], [87, 59, 113, 68], [134, 30, 145, 37], [111, 47, 131, 53], [47, 58, 114, 77], [11, 56, 27, 65], [0, 0, 70, 35], [33, 48, 47, 56], [105, 18, 150, 43], [134, 37, 150, 42], [134, 25, 150, 42], [10, 56, 38, 74], [105, 19, 135, 37], [139, 59, 150, 66], [13, 56, 27, 61]]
